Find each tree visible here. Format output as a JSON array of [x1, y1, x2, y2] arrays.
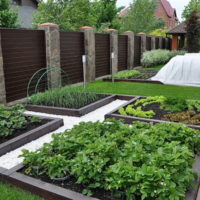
[[0, 0, 18, 28], [186, 11, 200, 52], [33, 0, 95, 31], [182, 0, 200, 19], [120, 0, 165, 34]]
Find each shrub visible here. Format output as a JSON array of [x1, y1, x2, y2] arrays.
[[0, 105, 40, 137], [21, 119, 200, 199], [27, 86, 103, 109], [141, 49, 186, 67]]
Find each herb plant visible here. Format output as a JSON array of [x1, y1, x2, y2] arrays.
[[111, 70, 141, 79], [0, 105, 40, 138], [27, 86, 103, 109], [20, 119, 200, 200]]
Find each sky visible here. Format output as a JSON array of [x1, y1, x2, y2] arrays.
[[117, 0, 190, 21]]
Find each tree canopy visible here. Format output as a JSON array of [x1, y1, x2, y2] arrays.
[[182, 0, 200, 19], [120, 0, 165, 34], [0, 0, 18, 28]]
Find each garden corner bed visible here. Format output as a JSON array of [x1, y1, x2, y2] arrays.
[[0, 119, 200, 200], [0, 105, 63, 156], [105, 96, 200, 130]]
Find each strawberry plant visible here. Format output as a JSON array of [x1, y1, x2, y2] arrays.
[[21, 119, 200, 200], [0, 104, 40, 138]]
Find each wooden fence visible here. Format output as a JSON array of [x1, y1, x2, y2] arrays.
[[0, 27, 171, 103]]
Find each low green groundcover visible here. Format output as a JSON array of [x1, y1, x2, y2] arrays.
[[21, 119, 200, 200]]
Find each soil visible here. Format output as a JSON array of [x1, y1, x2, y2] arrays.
[[128, 69, 159, 80], [0, 119, 50, 145], [19, 168, 152, 200]]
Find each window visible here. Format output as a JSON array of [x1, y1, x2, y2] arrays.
[[11, 0, 21, 6]]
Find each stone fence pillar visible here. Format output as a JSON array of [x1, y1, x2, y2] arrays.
[[138, 33, 146, 55], [80, 26, 95, 82], [158, 36, 163, 49], [0, 32, 6, 104], [107, 29, 118, 75], [124, 31, 134, 70], [38, 23, 61, 89], [151, 36, 156, 50]]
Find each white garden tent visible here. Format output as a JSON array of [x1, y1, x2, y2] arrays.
[[151, 53, 200, 87]]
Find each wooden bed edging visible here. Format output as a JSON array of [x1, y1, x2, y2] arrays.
[[0, 116, 63, 156], [0, 157, 200, 200], [105, 96, 200, 130], [103, 78, 163, 85], [26, 95, 116, 117]]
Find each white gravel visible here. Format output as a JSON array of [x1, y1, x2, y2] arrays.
[[0, 100, 127, 169]]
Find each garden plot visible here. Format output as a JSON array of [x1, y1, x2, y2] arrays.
[[106, 96, 200, 130], [0, 119, 200, 200], [0, 105, 63, 157], [0, 99, 127, 169]]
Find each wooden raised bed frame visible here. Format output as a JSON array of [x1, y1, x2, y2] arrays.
[[26, 94, 134, 117], [0, 156, 200, 200], [103, 77, 163, 85], [105, 96, 200, 130], [0, 116, 63, 156]]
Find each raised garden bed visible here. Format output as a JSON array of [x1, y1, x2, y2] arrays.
[[26, 95, 133, 117], [1, 119, 200, 200], [105, 96, 200, 130], [103, 68, 163, 84]]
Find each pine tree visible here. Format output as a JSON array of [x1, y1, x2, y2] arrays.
[[0, 0, 18, 28]]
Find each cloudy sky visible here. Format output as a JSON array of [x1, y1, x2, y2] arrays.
[[117, 0, 190, 21]]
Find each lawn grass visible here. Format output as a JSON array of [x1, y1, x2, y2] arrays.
[[85, 80, 200, 100], [0, 182, 43, 200]]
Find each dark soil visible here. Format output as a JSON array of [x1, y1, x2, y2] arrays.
[[19, 168, 152, 200], [128, 69, 159, 80], [0, 119, 49, 144]]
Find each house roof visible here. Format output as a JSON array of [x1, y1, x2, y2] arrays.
[[161, 0, 178, 21], [166, 23, 186, 34]]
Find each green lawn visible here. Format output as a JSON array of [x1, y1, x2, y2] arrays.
[[86, 80, 200, 100], [0, 183, 43, 200]]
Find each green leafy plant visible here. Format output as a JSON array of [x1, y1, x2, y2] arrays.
[[27, 86, 103, 109], [119, 105, 155, 118], [187, 100, 200, 111], [20, 119, 200, 199], [134, 96, 166, 106], [0, 105, 40, 138], [141, 49, 186, 68], [111, 70, 141, 79]]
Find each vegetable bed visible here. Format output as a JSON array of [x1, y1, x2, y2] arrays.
[[0, 105, 63, 156], [106, 96, 200, 130], [1, 119, 200, 200], [103, 68, 163, 84], [26, 87, 115, 116]]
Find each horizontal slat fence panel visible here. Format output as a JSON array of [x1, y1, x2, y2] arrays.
[[162, 38, 166, 49], [95, 33, 110, 77], [118, 35, 128, 71], [146, 36, 151, 51], [60, 31, 84, 84], [134, 35, 141, 67], [1, 29, 46, 102]]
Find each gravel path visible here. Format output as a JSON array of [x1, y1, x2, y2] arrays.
[[0, 100, 126, 169]]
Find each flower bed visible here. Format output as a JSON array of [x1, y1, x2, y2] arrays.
[[105, 96, 200, 130], [0, 105, 63, 156], [26, 87, 117, 116], [1, 119, 200, 200]]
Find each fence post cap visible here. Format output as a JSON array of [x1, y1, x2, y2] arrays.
[[138, 32, 145, 35], [106, 28, 117, 33], [38, 22, 58, 27], [124, 30, 133, 33]]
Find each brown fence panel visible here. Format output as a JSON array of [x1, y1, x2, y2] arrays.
[[118, 35, 128, 71], [146, 36, 151, 51], [95, 33, 110, 77], [162, 38, 166, 49], [60, 31, 84, 84], [134, 35, 141, 67], [155, 37, 159, 49], [1, 29, 46, 102]]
